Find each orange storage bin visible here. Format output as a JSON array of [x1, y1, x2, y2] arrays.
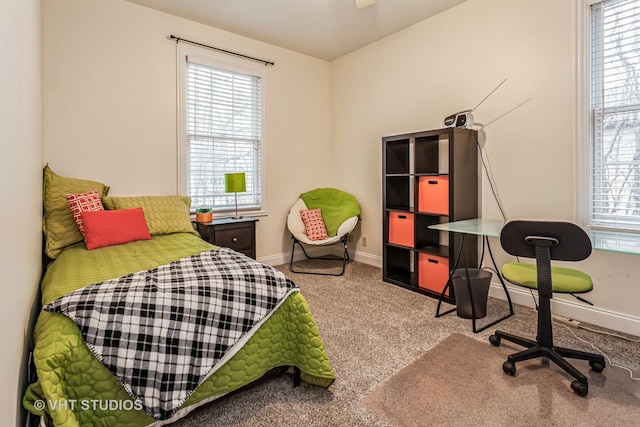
[[388, 211, 414, 247], [418, 176, 449, 215], [418, 254, 450, 296]]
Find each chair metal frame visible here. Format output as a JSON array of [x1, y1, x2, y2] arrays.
[[289, 234, 351, 276]]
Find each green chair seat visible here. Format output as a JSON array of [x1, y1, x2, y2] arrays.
[[502, 262, 593, 294]]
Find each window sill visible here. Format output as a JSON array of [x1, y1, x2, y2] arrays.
[[190, 209, 267, 221]]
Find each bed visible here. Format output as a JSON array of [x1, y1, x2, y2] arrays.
[[23, 166, 335, 426]]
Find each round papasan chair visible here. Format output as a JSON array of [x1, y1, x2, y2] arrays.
[[286, 188, 361, 276]]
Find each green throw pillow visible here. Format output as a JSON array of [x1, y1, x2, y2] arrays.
[[43, 165, 110, 259], [102, 195, 198, 237]]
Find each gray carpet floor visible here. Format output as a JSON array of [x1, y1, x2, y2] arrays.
[[172, 260, 640, 426], [363, 333, 640, 427]]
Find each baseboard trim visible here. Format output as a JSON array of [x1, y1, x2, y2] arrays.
[[258, 247, 328, 267], [260, 248, 382, 269], [489, 283, 640, 337], [348, 250, 382, 268]]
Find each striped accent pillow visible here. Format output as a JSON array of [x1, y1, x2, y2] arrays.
[[66, 190, 104, 236]]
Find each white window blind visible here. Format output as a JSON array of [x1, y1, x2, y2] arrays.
[[184, 57, 263, 212], [590, 0, 640, 230]]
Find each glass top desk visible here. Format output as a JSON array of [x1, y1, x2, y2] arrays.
[[588, 229, 640, 255], [430, 218, 504, 238], [429, 218, 640, 332], [431, 218, 640, 255]]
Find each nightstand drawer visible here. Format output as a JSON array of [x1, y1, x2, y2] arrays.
[[195, 217, 258, 259], [214, 228, 252, 251]]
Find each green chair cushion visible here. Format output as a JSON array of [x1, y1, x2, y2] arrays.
[[502, 262, 593, 294], [300, 188, 361, 237]]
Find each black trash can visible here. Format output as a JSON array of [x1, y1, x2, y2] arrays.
[[451, 268, 492, 319]]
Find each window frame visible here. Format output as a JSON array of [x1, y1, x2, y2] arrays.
[[176, 43, 267, 217], [576, 0, 640, 232]]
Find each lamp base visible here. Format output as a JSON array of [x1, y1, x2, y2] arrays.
[[230, 193, 243, 220]]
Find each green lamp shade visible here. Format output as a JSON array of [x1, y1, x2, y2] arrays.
[[224, 173, 246, 193]]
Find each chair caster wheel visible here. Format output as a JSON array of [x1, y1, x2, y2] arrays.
[[489, 335, 501, 346], [589, 360, 605, 372], [502, 361, 516, 376], [571, 380, 588, 397]]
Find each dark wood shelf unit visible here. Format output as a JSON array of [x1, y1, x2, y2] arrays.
[[385, 176, 411, 211], [414, 244, 450, 258], [382, 127, 479, 303]]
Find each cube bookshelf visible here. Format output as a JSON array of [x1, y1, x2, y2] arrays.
[[382, 127, 479, 303]]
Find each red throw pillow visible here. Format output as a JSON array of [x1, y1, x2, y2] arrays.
[[66, 189, 104, 236], [300, 208, 329, 241], [80, 207, 151, 250]]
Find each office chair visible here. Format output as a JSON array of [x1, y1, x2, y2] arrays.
[[489, 220, 605, 396]]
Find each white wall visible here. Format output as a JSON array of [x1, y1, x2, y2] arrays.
[[331, 0, 640, 334], [43, 0, 332, 262], [0, 1, 43, 426]]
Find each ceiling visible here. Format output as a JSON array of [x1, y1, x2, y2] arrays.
[[126, 0, 469, 61]]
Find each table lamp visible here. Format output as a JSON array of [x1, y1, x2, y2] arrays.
[[224, 172, 246, 219]]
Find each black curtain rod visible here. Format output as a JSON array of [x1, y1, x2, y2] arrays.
[[169, 35, 274, 66]]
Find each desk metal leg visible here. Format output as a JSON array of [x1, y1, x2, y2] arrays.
[[435, 234, 465, 318], [470, 236, 514, 332], [485, 236, 514, 316], [435, 234, 514, 333]]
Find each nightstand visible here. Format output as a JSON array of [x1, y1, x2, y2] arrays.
[[195, 217, 258, 259]]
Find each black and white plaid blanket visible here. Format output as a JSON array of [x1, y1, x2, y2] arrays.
[[43, 247, 298, 420]]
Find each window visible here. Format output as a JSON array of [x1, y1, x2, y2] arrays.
[[583, 0, 640, 231], [177, 45, 265, 214]]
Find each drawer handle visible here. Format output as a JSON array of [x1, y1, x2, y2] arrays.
[[428, 180, 438, 185], [428, 258, 438, 264], [398, 215, 407, 219], [232, 237, 238, 242]]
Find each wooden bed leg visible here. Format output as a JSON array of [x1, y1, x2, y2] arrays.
[[293, 366, 301, 387]]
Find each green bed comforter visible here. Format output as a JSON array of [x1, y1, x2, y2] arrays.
[[23, 233, 335, 427]]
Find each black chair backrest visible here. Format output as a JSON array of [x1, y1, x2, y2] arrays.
[[500, 220, 592, 262]]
